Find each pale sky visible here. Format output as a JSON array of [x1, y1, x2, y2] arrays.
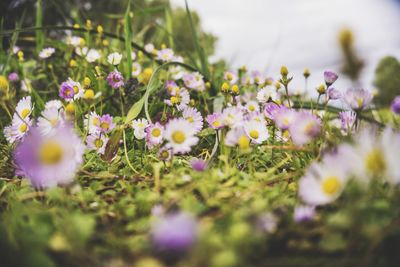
[[171, 0, 400, 94]]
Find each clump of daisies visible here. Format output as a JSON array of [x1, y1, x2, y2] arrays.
[[85, 112, 115, 155], [4, 97, 85, 188], [298, 127, 400, 207]]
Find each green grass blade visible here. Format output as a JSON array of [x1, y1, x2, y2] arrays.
[[35, 0, 44, 53], [184, 0, 209, 77], [165, 6, 174, 49], [124, 0, 133, 79]]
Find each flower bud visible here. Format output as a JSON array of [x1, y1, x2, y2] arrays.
[[316, 84, 326, 94], [303, 68, 310, 78], [83, 77, 91, 87], [69, 59, 77, 68], [84, 89, 95, 100], [280, 66, 289, 77], [324, 70, 338, 86], [391, 96, 400, 115], [231, 84, 239, 94], [221, 82, 230, 92], [97, 25, 103, 34], [65, 102, 75, 116]]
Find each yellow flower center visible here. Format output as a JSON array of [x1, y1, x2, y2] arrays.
[[100, 122, 109, 130], [84, 89, 94, 100], [19, 123, 28, 133], [50, 118, 58, 127], [283, 117, 289, 126], [365, 149, 386, 176], [170, 96, 180, 104], [161, 150, 170, 159], [21, 108, 30, 119], [249, 130, 259, 139], [322, 176, 341, 196], [248, 105, 255, 112], [94, 138, 103, 148], [39, 141, 64, 165], [152, 128, 161, 137], [73, 85, 79, 94], [172, 131, 185, 144], [187, 116, 194, 123], [92, 117, 99, 126], [212, 121, 221, 128], [356, 98, 364, 108], [238, 135, 250, 150]]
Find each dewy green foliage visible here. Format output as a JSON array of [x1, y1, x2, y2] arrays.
[[0, 1, 400, 267]]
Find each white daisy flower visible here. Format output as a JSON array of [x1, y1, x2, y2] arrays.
[[45, 100, 63, 110], [182, 107, 203, 133], [244, 120, 269, 144], [245, 101, 260, 113], [66, 78, 84, 100], [164, 118, 199, 154], [225, 126, 251, 150], [107, 52, 122, 65], [169, 65, 184, 80], [164, 88, 190, 111], [156, 48, 174, 62], [75, 47, 101, 63], [86, 133, 109, 155], [66, 36, 84, 47], [132, 62, 142, 77], [299, 156, 348, 206], [86, 49, 101, 63], [222, 106, 244, 129], [39, 47, 55, 59], [15, 96, 33, 119], [4, 114, 33, 144], [338, 127, 400, 184], [144, 43, 155, 53], [37, 107, 64, 137], [132, 118, 149, 139], [257, 87, 278, 103], [131, 51, 137, 61], [145, 122, 164, 148], [84, 112, 101, 134], [21, 79, 32, 92]]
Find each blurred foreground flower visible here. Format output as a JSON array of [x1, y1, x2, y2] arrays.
[[14, 124, 85, 189], [151, 212, 198, 251]]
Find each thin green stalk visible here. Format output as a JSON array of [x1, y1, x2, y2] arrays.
[[122, 129, 139, 174]]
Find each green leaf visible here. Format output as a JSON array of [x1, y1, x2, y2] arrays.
[[125, 97, 145, 124], [101, 129, 123, 162]]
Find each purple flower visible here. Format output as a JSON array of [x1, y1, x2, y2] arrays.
[[289, 112, 321, 146], [59, 81, 75, 100], [151, 212, 198, 251], [344, 88, 373, 111], [391, 96, 400, 115], [106, 70, 125, 89], [206, 112, 224, 130], [13, 123, 84, 189], [264, 103, 287, 120], [95, 114, 116, 133], [165, 80, 179, 95], [190, 158, 207, 172], [327, 87, 342, 100], [339, 111, 357, 132], [8, 72, 19, 82], [324, 70, 338, 86], [294, 205, 316, 223]]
